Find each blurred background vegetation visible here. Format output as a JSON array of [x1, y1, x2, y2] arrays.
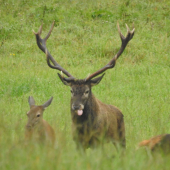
[[0, 0, 170, 169]]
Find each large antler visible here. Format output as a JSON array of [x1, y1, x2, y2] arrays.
[[33, 21, 74, 78], [85, 23, 135, 81]]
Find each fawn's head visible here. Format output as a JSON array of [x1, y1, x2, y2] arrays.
[[26, 96, 53, 129]]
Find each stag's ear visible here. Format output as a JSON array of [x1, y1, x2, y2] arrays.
[[42, 97, 53, 109], [58, 73, 73, 86], [28, 96, 35, 107], [90, 73, 105, 87]]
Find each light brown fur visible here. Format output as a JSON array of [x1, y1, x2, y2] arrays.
[[138, 134, 164, 150], [138, 134, 170, 154], [25, 97, 55, 146]]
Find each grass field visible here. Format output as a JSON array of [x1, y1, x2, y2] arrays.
[[1, 0, 170, 169]]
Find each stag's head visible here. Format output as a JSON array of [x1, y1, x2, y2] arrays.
[[58, 73, 105, 116], [33, 21, 135, 117], [26, 96, 53, 129]]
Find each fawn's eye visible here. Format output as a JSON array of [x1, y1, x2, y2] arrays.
[[85, 90, 89, 94], [71, 90, 73, 93], [37, 115, 40, 117]]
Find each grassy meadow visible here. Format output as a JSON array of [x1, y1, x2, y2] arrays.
[[1, 0, 170, 169]]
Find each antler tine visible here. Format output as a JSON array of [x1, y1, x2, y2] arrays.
[[125, 24, 130, 33], [32, 24, 42, 35], [44, 21, 54, 41], [38, 24, 43, 35], [117, 22, 125, 41], [34, 21, 74, 78], [85, 23, 135, 81]]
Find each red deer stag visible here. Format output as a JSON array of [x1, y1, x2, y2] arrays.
[[33, 21, 135, 151], [25, 96, 55, 146], [138, 134, 170, 154]]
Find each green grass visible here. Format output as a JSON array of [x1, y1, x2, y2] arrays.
[[1, 0, 170, 169]]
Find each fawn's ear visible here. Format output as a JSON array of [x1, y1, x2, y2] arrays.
[[42, 97, 53, 109], [28, 96, 35, 107], [90, 73, 105, 87]]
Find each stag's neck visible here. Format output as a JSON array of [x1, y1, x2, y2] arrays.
[[84, 93, 98, 117]]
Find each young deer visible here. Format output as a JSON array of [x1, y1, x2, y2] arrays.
[[25, 96, 55, 146], [138, 134, 170, 154], [33, 21, 135, 151]]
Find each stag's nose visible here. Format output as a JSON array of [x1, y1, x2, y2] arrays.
[[72, 105, 80, 110]]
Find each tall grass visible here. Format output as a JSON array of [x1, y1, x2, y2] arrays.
[[0, 0, 170, 169]]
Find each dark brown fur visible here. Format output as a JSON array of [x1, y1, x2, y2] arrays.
[[59, 78, 125, 151], [33, 22, 135, 151]]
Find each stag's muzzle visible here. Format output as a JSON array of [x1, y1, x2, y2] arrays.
[[72, 104, 84, 116]]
